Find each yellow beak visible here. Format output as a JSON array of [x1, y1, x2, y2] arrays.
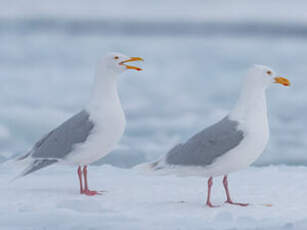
[[119, 57, 144, 71], [274, 77, 290, 86]]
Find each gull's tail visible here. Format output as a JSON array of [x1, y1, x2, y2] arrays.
[[21, 159, 58, 177], [13, 159, 58, 181]]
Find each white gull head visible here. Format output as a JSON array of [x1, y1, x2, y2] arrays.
[[97, 52, 143, 75], [231, 64, 290, 121], [243, 65, 290, 90], [87, 52, 143, 112]]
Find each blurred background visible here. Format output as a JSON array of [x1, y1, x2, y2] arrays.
[[0, 0, 306, 167]]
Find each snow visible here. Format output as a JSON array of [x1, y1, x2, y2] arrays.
[[1, 163, 307, 230]]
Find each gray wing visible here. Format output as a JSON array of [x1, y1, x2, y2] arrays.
[[16, 110, 94, 177], [165, 116, 244, 167], [30, 110, 94, 160]]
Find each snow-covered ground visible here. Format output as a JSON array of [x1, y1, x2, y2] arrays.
[[1, 163, 307, 230]]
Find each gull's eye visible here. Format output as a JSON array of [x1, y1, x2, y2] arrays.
[[266, 70, 272, 75], [114, 56, 119, 60]]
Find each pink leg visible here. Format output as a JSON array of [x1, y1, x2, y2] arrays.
[[77, 166, 84, 194], [206, 177, 219, 208], [223, 175, 248, 206], [83, 166, 101, 196]]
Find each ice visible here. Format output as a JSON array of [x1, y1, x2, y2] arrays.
[[1, 164, 307, 229]]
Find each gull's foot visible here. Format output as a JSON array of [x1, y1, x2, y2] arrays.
[[206, 202, 220, 208], [82, 189, 102, 196], [225, 200, 249, 207]]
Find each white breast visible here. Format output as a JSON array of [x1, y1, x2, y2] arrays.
[[65, 68, 127, 166], [66, 105, 126, 166], [203, 87, 270, 177]]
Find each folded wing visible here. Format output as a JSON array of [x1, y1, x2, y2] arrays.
[[18, 110, 94, 176], [165, 117, 244, 167]]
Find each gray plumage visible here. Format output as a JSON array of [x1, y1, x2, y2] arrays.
[[21, 159, 58, 177], [18, 110, 94, 177], [165, 117, 244, 167]]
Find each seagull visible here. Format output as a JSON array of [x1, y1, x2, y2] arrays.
[[17, 52, 143, 196], [150, 65, 290, 207]]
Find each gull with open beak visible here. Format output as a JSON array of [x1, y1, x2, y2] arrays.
[[17, 52, 143, 196], [150, 65, 290, 207]]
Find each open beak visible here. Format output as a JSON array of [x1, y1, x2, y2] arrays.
[[274, 77, 290, 86], [119, 57, 144, 71]]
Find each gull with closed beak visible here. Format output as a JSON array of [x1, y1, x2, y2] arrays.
[[150, 65, 290, 207]]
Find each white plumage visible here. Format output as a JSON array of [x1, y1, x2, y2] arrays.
[[17, 52, 143, 196], [149, 65, 290, 207]]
